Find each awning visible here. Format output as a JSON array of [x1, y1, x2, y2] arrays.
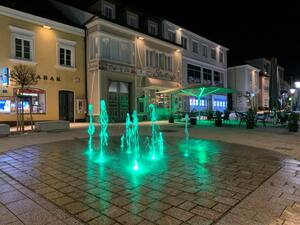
[[157, 84, 237, 97], [145, 77, 181, 90]]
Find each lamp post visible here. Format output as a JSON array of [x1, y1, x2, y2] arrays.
[[290, 88, 296, 111], [294, 81, 300, 111]]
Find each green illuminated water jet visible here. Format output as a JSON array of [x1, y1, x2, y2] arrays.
[[125, 113, 132, 154], [184, 113, 189, 157], [132, 111, 140, 171], [98, 100, 108, 162], [87, 104, 95, 148], [149, 104, 164, 160]]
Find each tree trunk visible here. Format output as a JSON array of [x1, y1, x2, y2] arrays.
[[29, 96, 33, 131]]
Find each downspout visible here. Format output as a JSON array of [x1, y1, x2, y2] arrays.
[[84, 28, 88, 121]]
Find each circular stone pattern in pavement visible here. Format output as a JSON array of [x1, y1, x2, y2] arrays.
[[0, 137, 290, 225]]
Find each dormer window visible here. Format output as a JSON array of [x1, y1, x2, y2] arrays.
[[148, 20, 158, 35], [167, 30, 176, 42], [127, 12, 139, 28], [102, 1, 115, 19]]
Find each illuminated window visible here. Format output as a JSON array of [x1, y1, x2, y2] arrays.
[[219, 51, 224, 63], [187, 64, 201, 83], [10, 26, 35, 61], [57, 39, 76, 68]]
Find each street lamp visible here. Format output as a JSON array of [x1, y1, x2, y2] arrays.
[[295, 81, 300, 89]]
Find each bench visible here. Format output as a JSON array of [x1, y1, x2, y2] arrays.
[[0, 124, 10, 137], [35, 120, 70, 132]]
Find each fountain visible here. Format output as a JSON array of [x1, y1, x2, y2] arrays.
[[120, 135, 125, 150], [87, 104, 95, 150], [132, 111, 140, 171], [184, 113, 189, 157], [149, 104, 164, 160], [125, 113, 132, 154], [98, 100, 109, 162]]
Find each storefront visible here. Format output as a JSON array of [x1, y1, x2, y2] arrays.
[[140, 77, 182, 119]]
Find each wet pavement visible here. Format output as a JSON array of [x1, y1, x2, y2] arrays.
[[0, 137, 299, 225]]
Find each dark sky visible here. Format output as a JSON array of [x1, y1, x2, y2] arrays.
[[61, 0, 300, 82]]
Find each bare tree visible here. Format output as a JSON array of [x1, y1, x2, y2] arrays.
[[10, 64, 38, 132]]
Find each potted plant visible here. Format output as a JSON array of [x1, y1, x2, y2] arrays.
[[214, 111, 222, 127], [288, 112, 299, 132], [246, 108, 255, 129], [169, 114, 174, 123], [206, 110, 213, 121]]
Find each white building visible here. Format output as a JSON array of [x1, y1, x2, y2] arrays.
[[162, 20, 229, 112], [227, 65, 260, 112]]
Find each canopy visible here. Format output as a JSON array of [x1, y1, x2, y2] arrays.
[[157, 84, 236, 97], [157, 84, 237, 117]]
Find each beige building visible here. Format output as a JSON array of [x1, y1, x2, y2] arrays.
[[87, 17, 182, 122], [0, 5, 86, 124]]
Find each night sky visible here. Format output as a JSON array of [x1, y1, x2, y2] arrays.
[[7, 0, 299, 82]]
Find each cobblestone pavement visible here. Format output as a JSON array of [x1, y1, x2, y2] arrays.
[[0, 136, 299, 225]]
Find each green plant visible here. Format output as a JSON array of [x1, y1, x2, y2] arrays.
[[215, 111, 222, 120], [247, 109, 255, 122], [206, 110, 213, 120], [289, 112, 299, 122]]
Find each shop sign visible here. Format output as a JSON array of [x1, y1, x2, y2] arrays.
[[0, 67, 10, 86], [99, 61, 137, 75], [137, 68, 176, 81]]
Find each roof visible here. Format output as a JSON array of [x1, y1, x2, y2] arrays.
[[0, 0, 84, 28]]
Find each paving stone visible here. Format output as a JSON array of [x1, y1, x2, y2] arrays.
[[191, 206, 222, 220], [76, 208, 101, 222], [102, 205, 127, 218], [213, 196, 239, 206], [63, 202, 89, 215], [0, 207, 19, 224], [116, 212, 144, 225], [164, 207, 194, 221], [52, 196, 75, 206], [0, 190, 26, 204], [6, 199, 42, 215], [88, 214, 115, 225], [156, 215, 182, 225], [139, 208, 163, 222], [18, 209, 55, 225], [193, 198, 217, 208], [148, 201, 172, 211], [162, 196, 185, 206], [187, 215, 213, 225]]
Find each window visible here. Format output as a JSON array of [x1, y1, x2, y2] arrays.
[[148, 21, 158, 35], [211, 48, 216, 60], [127, 12, 139, 28], [100, 36, 133, 65], [89, 36, 99, 59], [203, 68, 212, 82], [10, 26, 35, 61], [103, 1, 115, 19], [214, 71, 220, 83], [165, 55, 172, 71], [192, 41, 199, 53], [187, 64, 201, 83], [202, 45, 208, 57], [219, 51, 224, 63], [167, 30, 176, 42], [57, 39, 76, 68], [181, 36, 188, 49], [146, 49, 155, 67], [157, 53, 165, 69]]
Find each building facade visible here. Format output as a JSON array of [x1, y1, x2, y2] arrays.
[[0, 5, 86, 123], [84, 2, 182, 122], [162, 20, 229, 112], [227, 65, 260, 112]]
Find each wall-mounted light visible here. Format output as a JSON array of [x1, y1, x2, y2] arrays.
[[178, 28, 182, 31], [138, 36, 144, 40], [43, 25, 51, 30], [295, 81, 300, 89], [176, 49, 181, 53], [290, 88, 296, 94]]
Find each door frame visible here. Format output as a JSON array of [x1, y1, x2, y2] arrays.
[[58, 89, 75, 122]]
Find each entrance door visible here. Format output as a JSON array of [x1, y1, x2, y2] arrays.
[[59, 91, 74, 122], [108, 81, 130, 122]]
